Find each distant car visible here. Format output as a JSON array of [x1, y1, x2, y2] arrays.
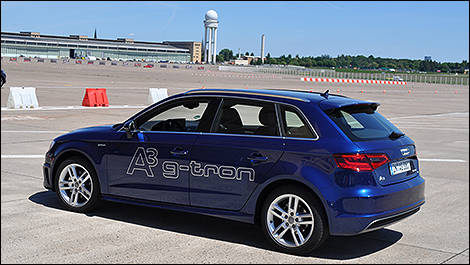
[[1, 70, 6, 87], [144, 64, 154, 68], [393, 76, 404, 81], [43, 88, 425, 255]]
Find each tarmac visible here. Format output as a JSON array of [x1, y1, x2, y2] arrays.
[[1, 59, 469, 263]]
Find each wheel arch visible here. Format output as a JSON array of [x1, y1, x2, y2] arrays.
[[51, 149, 98, 191], [253, 178, 329, 228]]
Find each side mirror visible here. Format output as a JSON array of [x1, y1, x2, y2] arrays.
[[123, 120, 137, 138]]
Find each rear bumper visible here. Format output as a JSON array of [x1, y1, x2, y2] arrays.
[[328, 175, 425, 235]]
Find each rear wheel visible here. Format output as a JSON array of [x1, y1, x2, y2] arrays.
[[55, 157, 100, 213], [261, 185, 328, 255]]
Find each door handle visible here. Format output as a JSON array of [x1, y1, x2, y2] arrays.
[[247, 153, 268, 164], [170, 147, 189, 157]]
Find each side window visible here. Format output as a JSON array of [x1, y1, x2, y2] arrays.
[[280, 105, 317, 139], [212, 98, 279, 136], [137, 99, 213, 132]]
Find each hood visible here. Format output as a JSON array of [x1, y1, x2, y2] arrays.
[[55, 125, 115, 142]]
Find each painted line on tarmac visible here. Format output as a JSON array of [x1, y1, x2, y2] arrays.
[[1, 105, 146, 111], [1, 155, 466, 163], [419, 158, 467, 163], [1, 155, 44, 159], [1, 130, 69, 133], [389, 112, 469, 120]]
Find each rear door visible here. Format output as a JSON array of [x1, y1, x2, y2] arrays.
[[189, 97, 284, 211]]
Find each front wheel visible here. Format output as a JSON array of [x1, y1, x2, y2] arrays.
[[261, 185, 328, 255], [55, 156, 100, 213]]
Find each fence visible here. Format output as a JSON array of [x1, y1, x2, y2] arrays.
[[218, 65, 469, 86]]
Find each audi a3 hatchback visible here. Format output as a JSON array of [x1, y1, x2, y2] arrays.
[[43, 88, 425, 254]]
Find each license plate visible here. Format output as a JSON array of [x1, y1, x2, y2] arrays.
[[390, 159, 411, 175]]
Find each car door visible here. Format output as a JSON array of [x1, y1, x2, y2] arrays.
[[106, 96, 219, 205], [189, 97, 284, 211]]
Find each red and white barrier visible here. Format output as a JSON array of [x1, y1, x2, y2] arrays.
[[301, 77, 406, 85]]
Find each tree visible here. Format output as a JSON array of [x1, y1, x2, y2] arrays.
[[245, 52, 249, 56], [216, 54, 224, 63], [250, 52, 254, 56], [218, 49, 234, 62]]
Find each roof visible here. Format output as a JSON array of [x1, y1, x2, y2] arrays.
[[184, 88, 375, 110], [1, 32, 189, 53]]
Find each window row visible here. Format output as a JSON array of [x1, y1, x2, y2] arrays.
[[135, 97, 317, 139], [1, 40, 189, 54]]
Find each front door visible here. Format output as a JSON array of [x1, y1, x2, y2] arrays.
[[106, 97, 219, 205]]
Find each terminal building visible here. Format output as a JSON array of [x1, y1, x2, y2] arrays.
[[1, 31, 201, 63]]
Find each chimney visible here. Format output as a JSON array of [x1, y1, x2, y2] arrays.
[[261, 34, 265, 64]]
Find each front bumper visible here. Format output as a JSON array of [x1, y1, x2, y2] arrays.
[[43, 162, 53, 190], [328, 175, 425, 235]]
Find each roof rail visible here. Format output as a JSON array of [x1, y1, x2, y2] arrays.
[[185, 89, 310, 102], [265, 88, 349, 98]]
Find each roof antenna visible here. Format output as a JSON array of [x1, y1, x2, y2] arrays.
[[320, 89, 329, 99]]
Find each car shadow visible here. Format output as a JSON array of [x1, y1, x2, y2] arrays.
[[29, 191, 402, 260]]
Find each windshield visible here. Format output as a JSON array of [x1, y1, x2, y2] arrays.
[[327, 104, 403, 142]]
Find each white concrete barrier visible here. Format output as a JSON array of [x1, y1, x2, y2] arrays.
[[7, 87, 39, 109], [148, 88, 168, 104]]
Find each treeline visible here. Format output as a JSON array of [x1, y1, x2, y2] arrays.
[[217, 49, 469, 73]]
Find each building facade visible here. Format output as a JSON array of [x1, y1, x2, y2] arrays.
[[163, 41, 202, 63], [1, 32, 191, 62]]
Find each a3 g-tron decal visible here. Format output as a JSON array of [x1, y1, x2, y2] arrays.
[[127, 147, 255, 181]]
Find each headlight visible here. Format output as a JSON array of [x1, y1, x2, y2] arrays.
[[49, 140, 56, 150]]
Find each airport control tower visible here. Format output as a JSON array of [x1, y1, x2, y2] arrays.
[[203, 10, 219, 64]]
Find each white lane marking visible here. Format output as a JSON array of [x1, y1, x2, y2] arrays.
[[1, 105, 146, 111], [398, 127, 468, 131], [1, 130, 69, 133], [1, 116, 51, 121], [1, 154, 466, 164], [1, 155, 44, 159], [389, 112, 469, 120], [419, 158, 467, 163]]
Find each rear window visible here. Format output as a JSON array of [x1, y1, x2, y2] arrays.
[[327, 104, 403, 141]]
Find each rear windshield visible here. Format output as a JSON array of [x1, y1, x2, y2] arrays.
[[327, 104, 403, 142]]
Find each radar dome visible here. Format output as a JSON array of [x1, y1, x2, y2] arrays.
[[205, 10, 218, 20]]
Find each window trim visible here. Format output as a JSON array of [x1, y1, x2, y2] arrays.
[[134, 97, 218, 133], [277, 103, 319, 141], [124, 94, 319, 141], [209, 97, 282, 137]]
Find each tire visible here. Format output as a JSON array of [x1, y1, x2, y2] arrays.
[[260, 184, 328, 255], [54, 156, 100, 213]]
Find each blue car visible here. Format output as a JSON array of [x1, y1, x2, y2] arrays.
[[43, 88, 425, 254]]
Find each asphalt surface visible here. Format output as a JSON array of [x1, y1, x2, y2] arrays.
[[1, 59, 469, 263]]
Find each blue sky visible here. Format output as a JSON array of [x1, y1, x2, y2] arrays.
[[1, 1, 468, 62]]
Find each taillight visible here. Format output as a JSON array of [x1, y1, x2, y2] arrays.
[[334, 153, 390, 172]]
